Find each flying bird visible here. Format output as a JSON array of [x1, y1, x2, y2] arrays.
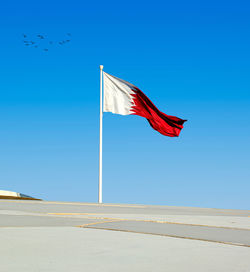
[[37, 35, 45, 39]]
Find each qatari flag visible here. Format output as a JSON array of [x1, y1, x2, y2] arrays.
[[103, 72, 187, 137]]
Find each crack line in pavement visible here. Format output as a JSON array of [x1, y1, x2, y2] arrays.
[[80, 226, 250, 248], [77, 219, 124, 227]]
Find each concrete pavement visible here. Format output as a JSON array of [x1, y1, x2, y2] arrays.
[[1, 227, 250, 272], [0, 200, 250, 271]]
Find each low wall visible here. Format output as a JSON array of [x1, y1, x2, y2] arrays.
[[0, 196, 42, 201]]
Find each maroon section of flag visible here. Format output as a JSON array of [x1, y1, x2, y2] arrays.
[[130, 87, 187, 137]]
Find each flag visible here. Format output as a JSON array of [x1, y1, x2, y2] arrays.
[[103, 72, 187, 137]]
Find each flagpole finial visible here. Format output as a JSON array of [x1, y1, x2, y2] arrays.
[[100, 65, 104, 70]]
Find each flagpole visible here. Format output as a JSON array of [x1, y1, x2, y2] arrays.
[[98, 65, 103, 204]]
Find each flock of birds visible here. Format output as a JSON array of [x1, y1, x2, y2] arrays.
[[22, 33, 72, 52]]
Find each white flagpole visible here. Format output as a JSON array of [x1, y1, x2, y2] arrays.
[[98, 65, 103, 204]]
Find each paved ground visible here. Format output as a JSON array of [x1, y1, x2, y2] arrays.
[[0, 200, 250, 271]]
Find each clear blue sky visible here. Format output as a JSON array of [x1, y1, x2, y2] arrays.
[[0, 0, 249, 209]]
